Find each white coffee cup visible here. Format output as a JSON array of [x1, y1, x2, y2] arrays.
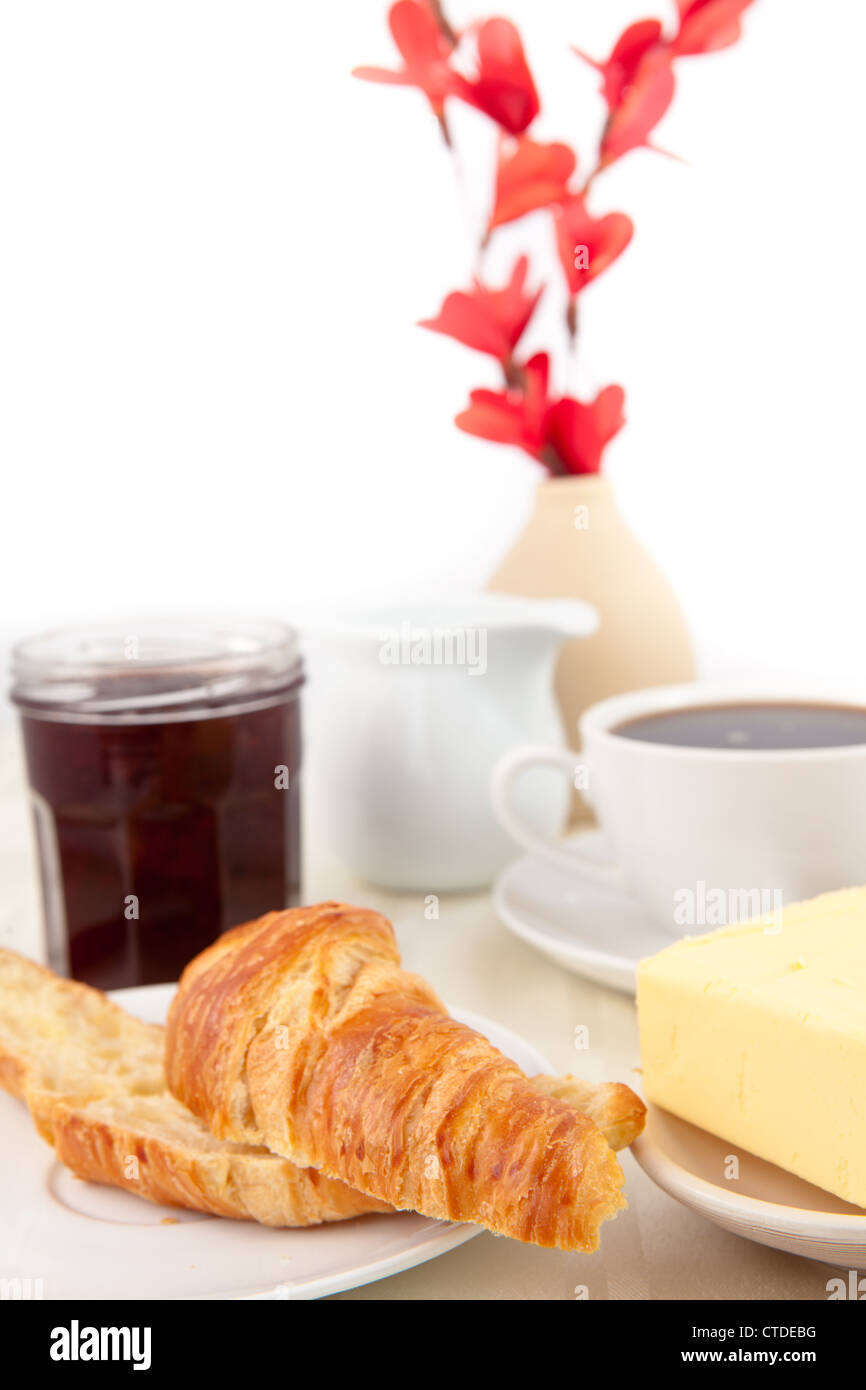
[[491, 682, 866, 934]]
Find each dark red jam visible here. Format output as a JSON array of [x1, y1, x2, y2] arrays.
[[11, 622, 302, 988]]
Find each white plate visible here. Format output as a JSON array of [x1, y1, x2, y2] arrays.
[[633, 1103, 866, 1268], [493, 832, 671, 994], [1, 984, 553, 1300]]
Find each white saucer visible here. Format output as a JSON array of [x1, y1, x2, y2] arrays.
[[633, 1103, 866, 1269], [493, 831, 671, 994], [0, 984, 552, 1300]]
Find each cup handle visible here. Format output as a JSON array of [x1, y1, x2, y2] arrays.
[[491, 744, 625, 887]]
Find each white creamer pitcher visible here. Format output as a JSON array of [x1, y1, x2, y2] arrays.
[[303, 595, 597, 891]]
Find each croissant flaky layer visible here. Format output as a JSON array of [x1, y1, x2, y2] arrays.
[[166, 903, 636, 1251], [531, 1075, 646, 1154]]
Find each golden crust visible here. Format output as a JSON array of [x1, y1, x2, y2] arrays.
[[49, 1094, 389, 1225], [166, 903, 630, 1251], [0, 947, 388, 1227], [0, 1050, 27, 1102], [531, 1075, 646, 1152]]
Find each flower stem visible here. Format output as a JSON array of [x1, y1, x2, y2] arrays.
[[540, 444, 567, 477], [428, 0, 458, 47], [502, 357, 525, 391]]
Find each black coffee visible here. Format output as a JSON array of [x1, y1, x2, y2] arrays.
[[613, 702, 866, 751]]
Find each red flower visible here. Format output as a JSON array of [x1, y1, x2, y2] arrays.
[[458, 18, 540, 135], [418, 255, 542, 362], [673, 1, 755, 56], [599, 46, 676, 166], [573, 20, 664, 108], [456, 352, 551, 456], [487, 136, 577, 235], [544, 386, 626, 475], [353, 0, 458, 121], [455, 353, 625, 475], [574, 21, 675, 166], [554, 195, 634, 297], [354, 7, 541, 138]]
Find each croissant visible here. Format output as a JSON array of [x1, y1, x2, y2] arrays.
[[166, 902, 637, 1250]]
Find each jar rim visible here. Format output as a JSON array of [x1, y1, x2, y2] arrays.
[[9, 616, 303, 718]]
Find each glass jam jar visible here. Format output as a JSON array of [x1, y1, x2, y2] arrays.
[[10, 619, 303, 988]]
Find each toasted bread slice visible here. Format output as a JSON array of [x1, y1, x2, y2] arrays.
[[0, 949, 389, 1225]]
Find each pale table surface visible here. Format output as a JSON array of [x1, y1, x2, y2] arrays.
[[0, 726, 832, 1302]]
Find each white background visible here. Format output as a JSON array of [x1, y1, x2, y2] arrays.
[[1, 0, 864, 715]]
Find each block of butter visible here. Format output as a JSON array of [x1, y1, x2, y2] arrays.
[[637, 886, 866, 1208]]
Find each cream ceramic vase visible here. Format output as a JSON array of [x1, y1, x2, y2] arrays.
[[488, 476, 696, 823]]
